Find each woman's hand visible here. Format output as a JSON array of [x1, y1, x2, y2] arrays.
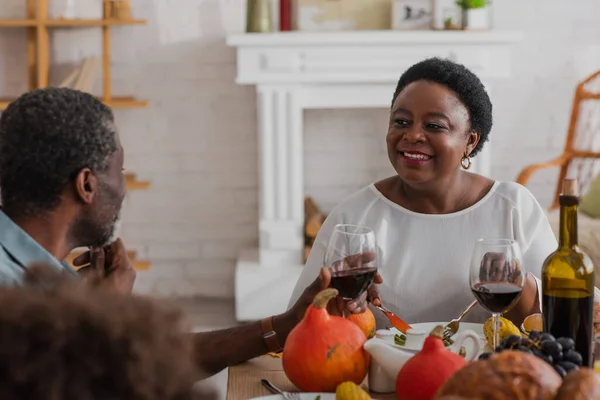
[[479, 251, 538, 326], [327, 251, 383, 316], [479, 252, 522, 284], [346, 273, 383, 314]]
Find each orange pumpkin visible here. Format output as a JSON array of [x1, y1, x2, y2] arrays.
[[282, 288, 370, 392], [348, 307, 376, 339]]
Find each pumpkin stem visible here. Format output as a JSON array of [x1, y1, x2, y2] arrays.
[[313, 288, 339, 309], [429, 325, 445, 339]]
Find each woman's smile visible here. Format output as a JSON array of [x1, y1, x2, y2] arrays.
[[398, 150, 434, 166], [397, 146, 434, 166]]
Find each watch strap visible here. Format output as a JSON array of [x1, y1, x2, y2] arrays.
[[261, 317, 283, 353]]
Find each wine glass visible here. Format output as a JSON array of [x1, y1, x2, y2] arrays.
[[323, 224, 378, 310], [469, 238, 525, 349]]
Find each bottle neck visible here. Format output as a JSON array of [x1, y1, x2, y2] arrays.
[[558, 195, 578, 249]]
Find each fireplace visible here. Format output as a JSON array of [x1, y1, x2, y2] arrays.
[[227, 30, 522, 321]]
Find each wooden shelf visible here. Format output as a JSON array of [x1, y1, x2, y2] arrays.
[[125, 173, 151, 191], [0, 96, 149, 110], [108, 97, 150, 108], [48, 18, 147, 27], [0, 0, 150, 107], [0, 18, 146, 28], [0, 19, 37, 27]]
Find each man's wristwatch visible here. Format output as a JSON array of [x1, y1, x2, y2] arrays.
[[261, 316, 283, 352]]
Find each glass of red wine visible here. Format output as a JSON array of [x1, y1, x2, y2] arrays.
[[469, 238, 525, 349], [324, 224, 378, 313]]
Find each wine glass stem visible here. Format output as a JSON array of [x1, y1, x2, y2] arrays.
[[492, 313, 501, 349]]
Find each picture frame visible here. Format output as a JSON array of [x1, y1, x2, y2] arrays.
[[296, 0, 391, 31], [391, 0, 434, 30]]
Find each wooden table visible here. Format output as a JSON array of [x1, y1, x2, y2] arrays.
[[227, 356, 396, 400]]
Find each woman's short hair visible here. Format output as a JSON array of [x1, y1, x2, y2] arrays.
[[391, 57, 493, 157], [0, 266, 199, 400]]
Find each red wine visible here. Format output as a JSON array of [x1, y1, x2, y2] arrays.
[[543, 290, 594, 367], [330, 267, 377, 300], [471, 282, 523, 313]]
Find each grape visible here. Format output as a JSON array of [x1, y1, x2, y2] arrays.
[[557, 361, 579, 373], [541, 333, 556, 342], [553, 364, 567, 378], [557, 337, 575, 353], [532, 349, 553, 365], [541, 340, 563, 360], [503, 333, 586, 380], [517, 345, 532, 354], [563, 350, 583, 366], [478, 352, 491, 360], [501, 335, 521, 349], [529, 330, 542, 341], [520, 337, 534, 347]]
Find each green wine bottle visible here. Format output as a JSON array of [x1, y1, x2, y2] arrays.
[[542, 178, 595, 367]]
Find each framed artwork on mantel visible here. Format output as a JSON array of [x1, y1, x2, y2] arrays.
[[391, 0, 433, 30], [296, 0, 391, 31]]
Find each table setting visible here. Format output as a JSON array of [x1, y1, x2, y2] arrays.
[[227, 220, 600, 400]]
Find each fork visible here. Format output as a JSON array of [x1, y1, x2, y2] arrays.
[[261, 379, 301, 400], [443, 300, 478, 340]]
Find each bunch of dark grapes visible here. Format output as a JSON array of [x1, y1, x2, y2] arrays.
[[478, 330, 583, 378]]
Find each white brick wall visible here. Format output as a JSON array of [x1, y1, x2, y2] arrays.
[[0, 0, 599, 299]]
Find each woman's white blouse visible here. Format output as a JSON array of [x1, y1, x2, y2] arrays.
[[288, 181, 557, 324]]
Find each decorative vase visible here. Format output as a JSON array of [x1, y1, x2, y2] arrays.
[[461, 7, 489, 30], [246, 0, 273, 32]]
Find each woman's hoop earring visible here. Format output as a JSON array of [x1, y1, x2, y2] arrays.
[[461, 153, 472, 170]]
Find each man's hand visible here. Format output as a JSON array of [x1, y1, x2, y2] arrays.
[[287, 267, 332, 324], [74, 238, 136, 294], [193, 262, 383, 376]]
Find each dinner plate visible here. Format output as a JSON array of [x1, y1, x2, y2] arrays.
[[388, 322, 487, 355], [250, 394, 335, 400]]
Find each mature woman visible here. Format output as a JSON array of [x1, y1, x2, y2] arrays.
[[288, 58, 556, 326]]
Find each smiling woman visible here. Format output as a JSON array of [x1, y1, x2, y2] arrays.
[[288, 58, 557, 328]]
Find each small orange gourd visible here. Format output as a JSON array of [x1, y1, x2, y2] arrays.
[[396, 325, 467, 400], [348, 307, 376, 339], [282, 288, 370, 393]]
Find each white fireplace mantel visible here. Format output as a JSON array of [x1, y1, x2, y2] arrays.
[[227, 30, 523, 321]]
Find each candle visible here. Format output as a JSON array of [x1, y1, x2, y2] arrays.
[[279, 0, 292, 31]]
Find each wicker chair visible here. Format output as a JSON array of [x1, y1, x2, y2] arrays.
[[516, 70, 600, 279]]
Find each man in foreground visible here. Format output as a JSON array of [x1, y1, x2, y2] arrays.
[[0, 87, 381, 376]]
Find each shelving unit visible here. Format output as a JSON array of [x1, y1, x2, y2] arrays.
[[0, 0, 149, 109], [0, 0, 151, 270]]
